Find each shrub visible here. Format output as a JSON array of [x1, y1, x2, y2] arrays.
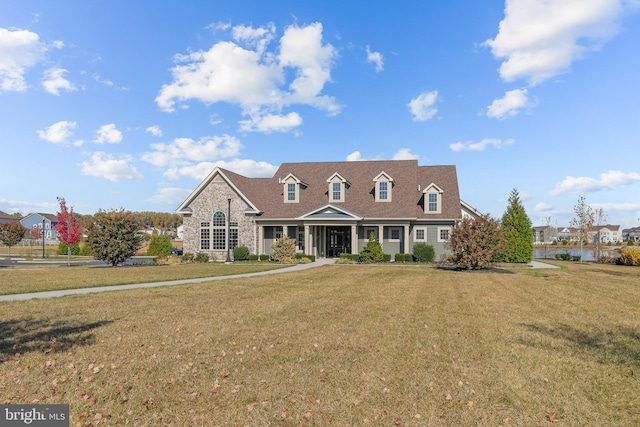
[[447, 215, 504, 270], [194, 252, 210, 263], [248, 254, 259, 261], [628, 240, 634, 246], [339, 254, 359, 262], [233, 245, 250, 261], [571, 255, 581, 262], [182, 252, 195, 263], [555, 252, 571, 261], [79, 244, 93, 256], [616, 247, 640, 266], [360, 232, 385, 263], [394, 253, 405, 262], [337, 254, 357, 264], [295, 253, 315, 262], [271, 236, 296, 263], [413, 243, 435, 263], [597, 255, 616, 264], [58, 242, 80, 256], [297, 257, 311, 264], [259, 254, 270, 261]]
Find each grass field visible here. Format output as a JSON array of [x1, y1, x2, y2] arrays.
[[1, 261, 639, 426], [0, 262, 286, 295]]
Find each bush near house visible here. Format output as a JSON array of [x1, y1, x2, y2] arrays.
[[359, 232, 385, 263], [233, 245, 250, 261], [271, 236, 296, 263], [413, 243, 435, 263]]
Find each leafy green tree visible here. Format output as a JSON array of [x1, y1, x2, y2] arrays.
[[499, 188, 533, 263], [0, 222, 26, 256], [447, 215, 504, 270], [359, 232, 385, 263], [146, 230, 171, 256], [86, 209, 142, 266]]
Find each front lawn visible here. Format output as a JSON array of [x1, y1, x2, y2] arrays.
[[1, 262, 639, 425]]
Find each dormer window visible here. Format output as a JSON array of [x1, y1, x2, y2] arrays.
[[423, 183, 443, 214], [282, 173, 307, 203], [373, 172, 393, 202], [327, 173, 349, 203]]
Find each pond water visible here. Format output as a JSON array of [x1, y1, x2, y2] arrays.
[[533, 247, 619, 262]]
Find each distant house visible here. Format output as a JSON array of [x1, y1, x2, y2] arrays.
[[590, 225, 621, 244], [622, 226, 640, 242], [532, 226, 558, 244], [0, 210, 19, 224], [20, 213, 59, 239], [177, 160, 479, 261]]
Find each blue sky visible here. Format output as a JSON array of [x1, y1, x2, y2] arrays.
[[1, 0, 639, 229]]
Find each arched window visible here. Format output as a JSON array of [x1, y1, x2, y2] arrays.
[[212, 211, 226, 250]]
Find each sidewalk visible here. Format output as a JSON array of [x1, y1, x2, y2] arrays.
[[0, 258, 336, 303]]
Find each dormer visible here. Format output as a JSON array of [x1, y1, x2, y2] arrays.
[[373, 171, 394, 202], [282, 173, 307, 203], [327, 172, 350, 203], [423, 183, 443, 214]]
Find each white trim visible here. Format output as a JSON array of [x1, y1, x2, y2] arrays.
[[414, 226, 427, 242], [437, 226, 452, 242]]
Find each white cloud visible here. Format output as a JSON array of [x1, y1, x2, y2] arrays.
[[450, 138, 515, 152], [156, 22, 340, 133], [549, 170, 640, 196], [392, 148, 419, 160], [52, 40, 64, 49], [486, 88, 534, 119], [590, 202, 640, 212], [0, 27, 46, 91], [80, 152, 143, 182], [239, 112, 302, 133], [36, 120, 78, 143], [145, 125, 163, 137], [42, 67, 76, 95], [408, 90, 439, 122], [366, 45, 384, 72], [165, 159, 278, 180], [535, 202, 553, 212], [484, 0, 635, 85], [142, 135, 242, 167], [346, 151, 363, 162], [232, 22, 276, 55], [94, 124, 123, 144], [145, 187, 192, 205]]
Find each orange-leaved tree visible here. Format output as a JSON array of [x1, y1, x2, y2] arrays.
[[54, 197, 83, 266]]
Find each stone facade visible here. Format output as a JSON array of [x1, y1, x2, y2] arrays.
[[182, 179, 256, 261]]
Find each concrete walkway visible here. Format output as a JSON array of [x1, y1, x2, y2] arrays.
[[0, 258, 337, 302], [528, 260, 560, 269], [0, 258, 559, 303]]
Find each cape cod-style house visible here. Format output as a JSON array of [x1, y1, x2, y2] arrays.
[[177, 160, 477, 260]]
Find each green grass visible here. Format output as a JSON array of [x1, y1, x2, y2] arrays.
[[0, 262, 286, 295], [1, 262, 639, 426]]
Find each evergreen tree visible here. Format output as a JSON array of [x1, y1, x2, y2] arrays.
[[499, 188, 533, 263], [359, 232, 385, 263], [146, 230, 171, 256]]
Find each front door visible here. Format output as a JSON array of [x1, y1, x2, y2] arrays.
[[328, 227, 350, 257]]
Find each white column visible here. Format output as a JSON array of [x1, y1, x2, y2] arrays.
[[258, 225, 264, 256], [304, 224, 310, 256], [351, 225, 358, 254], [404, 224, 410, 254], [378, 225, 384, 250]]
